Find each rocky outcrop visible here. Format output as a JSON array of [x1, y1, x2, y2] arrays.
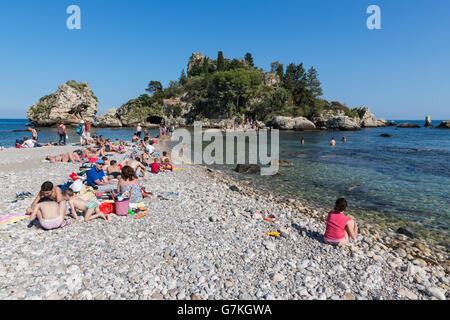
[[376, 118, 388, 127], [437, 121, 450, 129], [325, 116, 361, 131], [271, 116, 316, 130], [397, 123, 421, 128], [95, 108, 122, 127], [27, 81, 98, 127], [354, 107, 378, 127], [425, 116, 432, 127], [262, 72, 281, 89]]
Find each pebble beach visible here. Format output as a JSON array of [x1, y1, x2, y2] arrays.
[[0, 142, 448, 301]]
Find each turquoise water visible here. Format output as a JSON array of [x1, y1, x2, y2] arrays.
[[0, 119, 160, 147], [201, 121, 450, 249], [3, 119, 449, 248]]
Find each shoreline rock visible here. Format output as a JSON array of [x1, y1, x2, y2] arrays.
[[27, 81, 98, 127]]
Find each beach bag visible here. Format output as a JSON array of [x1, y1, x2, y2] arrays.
[[114, 198, 130, 216], [78, 186, 96, 202], [76, 125, 83, 135]]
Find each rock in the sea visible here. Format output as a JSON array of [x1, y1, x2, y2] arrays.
[[386, 120, 397, 126], [27, 81, 98, 127], [380, 133, 393, 137], [271, 116, 316, 130], [235, 164, 261, 174], [325, 116, 361, 131], [424, 116, 432, 127], [437, 121, 450, 129], [95, 108, 122, 127], [396, 227, 415, 238], [293, 117, 316, 131], [397, 123, 421, 128], [354, 107, 378, 127], [270, 159, 293, 167], [376, 118, 388, 127]]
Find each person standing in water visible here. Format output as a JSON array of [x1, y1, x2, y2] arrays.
[[330, 138, 336, 147], [301, 137, 305, 145], [136, 123, 142, 138], [342, 136, 347, 143]]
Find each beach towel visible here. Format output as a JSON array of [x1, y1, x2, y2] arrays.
[[0, 215, 28, 226]]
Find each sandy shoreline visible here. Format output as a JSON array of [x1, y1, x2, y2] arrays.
[[0, 142, 448, 300]]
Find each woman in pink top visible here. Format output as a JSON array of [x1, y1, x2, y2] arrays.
[[324, 198, 358, 247]]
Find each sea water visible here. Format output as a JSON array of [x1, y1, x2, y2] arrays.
[[3, 119, 449, 248], [202, 121, 450, 249]]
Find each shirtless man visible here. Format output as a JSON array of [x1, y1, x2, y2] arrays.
[[121, 158, 146, 178], [330, 138, 336, 147], [26, 181, 63, 215], [27, 127, 38, 141], [83, 146, 105, 158], [106, 160, 121, 180]]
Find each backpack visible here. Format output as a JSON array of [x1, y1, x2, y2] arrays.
[[76, 125, 83, 135]]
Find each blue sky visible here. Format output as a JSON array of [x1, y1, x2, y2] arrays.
[[0, 0, 449, 120]]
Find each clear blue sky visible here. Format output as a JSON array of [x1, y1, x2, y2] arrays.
[[0, 0, 449, 120]]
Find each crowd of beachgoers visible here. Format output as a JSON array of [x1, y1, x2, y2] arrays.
[[0, 121, 447, 300]]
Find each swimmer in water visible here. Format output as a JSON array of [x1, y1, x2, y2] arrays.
[[342, 136, 347, 143], [301, 137, 305, 145], [330, 138, 336, 147]]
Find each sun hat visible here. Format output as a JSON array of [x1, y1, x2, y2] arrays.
[[96, 159, 105, 165], [80, 120, 85, 124]]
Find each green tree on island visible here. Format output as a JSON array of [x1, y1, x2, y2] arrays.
[[217, 51, 225, 71]]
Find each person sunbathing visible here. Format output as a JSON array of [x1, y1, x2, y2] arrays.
[[62, 189, 111, 222], [83, 146, 105, 158], [45, 152, 82, 163]]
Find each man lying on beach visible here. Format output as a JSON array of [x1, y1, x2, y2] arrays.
[[62, 189, 111, 222], [45, 151, 82, 163], [83, 146, 106, 158], [323, 198, 358, 248], [26, 181, 63, 215]]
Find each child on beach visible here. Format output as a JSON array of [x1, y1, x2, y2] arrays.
[[29, 198, 68, 230], [323, 198, 358, 248], [62, 189, 111, 222], [160, 151, 173, 172], [150, 157, 160, 174]]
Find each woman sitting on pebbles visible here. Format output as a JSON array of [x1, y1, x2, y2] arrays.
[[117, 166, 143, 204], [323, 198, 358, 248]]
